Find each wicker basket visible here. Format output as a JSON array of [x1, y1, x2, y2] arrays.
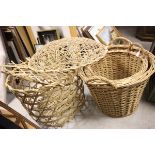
[[79, 37, 155, 117], [5, 75, 84, 127], [4, 37, 107, 127]]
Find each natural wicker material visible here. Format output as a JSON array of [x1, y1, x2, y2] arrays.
[[4, 37, 107, 127], [4, 62, 85, 127], [79, 37, 155, 117], [28, 37, 107, 72]]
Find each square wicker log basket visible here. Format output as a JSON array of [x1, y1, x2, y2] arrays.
[[4, 37, 155, 128]]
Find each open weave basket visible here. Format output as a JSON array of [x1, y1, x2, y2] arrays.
[[79, 37, 155, 117], [4, 37, 107, 127], [4, 61, 85, 127]]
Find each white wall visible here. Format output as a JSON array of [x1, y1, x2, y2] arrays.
[[31, 26, 71, 43], [0, 31, 7, 103]]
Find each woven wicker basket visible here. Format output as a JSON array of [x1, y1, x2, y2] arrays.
[[79, 37, 155, 117], [5, 60, 85, 127], [5, 74, 84, 127], [4, 37, 107, 127]]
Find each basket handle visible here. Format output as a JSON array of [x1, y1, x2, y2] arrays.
[[129, 43, 147, 57], [110, 37, 147, 57], [86, 76, 118, 89], [80, 66, 118, 89], [110, 37, 132, 46]]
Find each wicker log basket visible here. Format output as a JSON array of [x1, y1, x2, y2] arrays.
[[79, 37, 155, 117], [4, 37, 107, 127]]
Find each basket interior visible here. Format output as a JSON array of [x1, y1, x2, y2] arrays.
[[86, 52, 145, 80]]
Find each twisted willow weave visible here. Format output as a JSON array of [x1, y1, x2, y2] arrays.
[[4, 37, 107, 127], [79, 37, 155, 117]]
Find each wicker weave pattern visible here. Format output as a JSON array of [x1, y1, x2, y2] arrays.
[[88, 80, 148, 117], [28, 37, 107, 72], [5, 73, 85, 127], [79, 37, 155, 117], [4, 60, 77, 86], [80, 50, 148, 88], [4, 37, 108, 127], [4, 59, 85, 128]]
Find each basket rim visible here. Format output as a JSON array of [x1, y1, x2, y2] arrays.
[[5, 74, 81, 94], [3, 59, 79, 87], [79, 45, 155, 89]]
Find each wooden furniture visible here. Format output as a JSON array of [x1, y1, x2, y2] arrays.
[[16, 26, 35, 56], [0, 101, 39, 129], [136, 27, 155, 41], [69, 26, 79, 37], [25, 26, 37, 49]]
